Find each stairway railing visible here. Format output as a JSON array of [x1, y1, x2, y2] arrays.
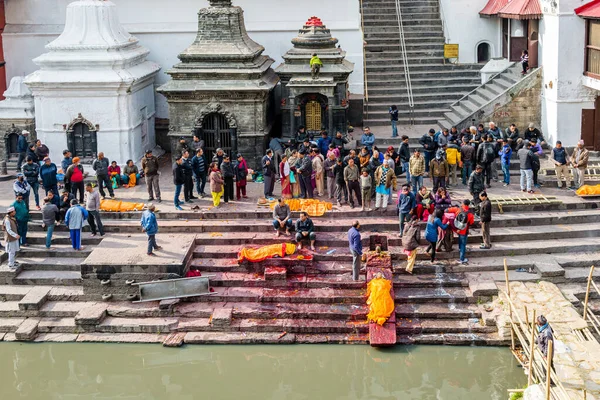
[[360, 0, 369, 121], [394, 0, 414, 125], [439, 0, 449, 43]]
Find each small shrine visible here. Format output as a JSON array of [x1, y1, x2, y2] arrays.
[[0, 76, 35, 173], [275, 16, 354, 138], [24, 0, 161, 164], [157, 0, 278, 168]]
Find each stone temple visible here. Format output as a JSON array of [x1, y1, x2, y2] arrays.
[[24, 0, 161, 164], [276, 16, 354, 139], [158, 0, 278, 168]]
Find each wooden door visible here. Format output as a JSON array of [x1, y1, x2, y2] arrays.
[[200, 113, 232, 158]]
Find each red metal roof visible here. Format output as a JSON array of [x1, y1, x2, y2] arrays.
[[576, 0, 600, 18], [497, 0, 542, 20], [479, 0, 510, 17]]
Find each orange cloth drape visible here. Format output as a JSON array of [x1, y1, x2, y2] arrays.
[[237, 243, 296, 263], [268, 199, 332, 217], [100, 199, 146, 212], [126, 173, 137, 188], [576, 185, 600, 196], [366, 277, 394, 326]]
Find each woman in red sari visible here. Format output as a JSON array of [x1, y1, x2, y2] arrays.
[[280, 154, 292, 199]]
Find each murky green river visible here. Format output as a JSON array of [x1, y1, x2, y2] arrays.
[[0, 343, 524, 399]]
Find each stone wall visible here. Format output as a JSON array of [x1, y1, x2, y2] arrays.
[[455, 69, 542, 132]]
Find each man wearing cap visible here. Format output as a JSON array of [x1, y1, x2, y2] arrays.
[[525, 123, 546, 146], [141, 203, 162, 256], [40, 157, 59, 207], [175, 137, 190, 158], [419, 129, 438, 174], [13, 174, 31, 209], [549, 141, 571, 189], [262, 149, 276, 198], [16, 130, 29, 171], [142, 149, 161, 203], [570, 140, 589, 189], [21, 156, 40, 210], [92, 152, 115, 200], [65, 157, 85, 203], [3, 206, 20, 268]]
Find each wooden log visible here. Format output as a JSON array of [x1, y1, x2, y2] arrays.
[[504, 258, 515, 350], [583, 265, 596, 321], [546, 340, 553, 400], [528, 310, 536, 386]]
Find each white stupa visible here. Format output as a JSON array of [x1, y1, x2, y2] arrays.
[[24, 0, 160, 163]]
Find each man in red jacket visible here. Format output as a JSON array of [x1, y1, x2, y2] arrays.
[[453, 199, 475, 264]]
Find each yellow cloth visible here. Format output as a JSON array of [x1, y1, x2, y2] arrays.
[[100, 199, 145, 212], [238, 243, 296, 263], [212, 189, 224, 207], [126, 173, 137, 188], [405, 249, 417, 273], [366, 277, 394, 326], [576, 184, 600, 196], [269, 199, 332, 217]]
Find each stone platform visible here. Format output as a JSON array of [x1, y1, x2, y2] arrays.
[[0, 161, 598, 346]]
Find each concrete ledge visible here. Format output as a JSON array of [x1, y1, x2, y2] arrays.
[[15, 318, 40, 341]]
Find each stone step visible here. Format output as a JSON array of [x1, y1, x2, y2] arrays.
[[395, 287, 473, 303], [96, 316, 179, 334], [17, 246, 92, 258], [14, 257, 82, 271], [12, 232, 102, 246], [207, 271, 468, 289], [38, 301, 93, 317], [12, 270, 82, 286], [366, 63, 481, 73], [191, 287, 366, 304], [366, 70, 480, 80], [0, 285, 84, 302], [363, 13, 440, 21]]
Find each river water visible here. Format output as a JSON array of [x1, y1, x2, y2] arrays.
[[0, 343, 524, 399]]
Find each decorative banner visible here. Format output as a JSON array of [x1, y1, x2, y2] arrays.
[[444, 44, 459, 59]]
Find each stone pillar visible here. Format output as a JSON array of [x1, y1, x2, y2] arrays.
[[289, 96, 296, 138], [328, 96, 334, 135]]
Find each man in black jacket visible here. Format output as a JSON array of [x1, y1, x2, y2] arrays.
[[399, 135, 411, 183], [297, 150, 313, 199], [333, 158, 347, 206], [331, 131, 349, 157], [220, 154, 235, 203], [192, 148, 207, 197], [262, 149, 276, 198], [468, 165, 485, 207], [476, 135, 496, 188], [478, 191, 492, 249], [181, 150, 195, 202], [419, 129, 438, 174], [172, 156, 185, 211]]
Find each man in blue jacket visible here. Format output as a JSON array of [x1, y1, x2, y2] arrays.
[[348, 221, 362, 281], [39, 157, 59, 206], [397, 184, 416, 233], [16, 130, 29, 171], [141, 203, 162, 256], [361, 127, 375, 153], [317, 131, 331, 157]]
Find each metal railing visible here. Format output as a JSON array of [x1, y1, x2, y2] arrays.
[[438, 0, 449, 43], [360, 0, 369, 120], [394, 0, 414, 125]]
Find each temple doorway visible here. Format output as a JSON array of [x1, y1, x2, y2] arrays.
[[198, 112, 233, 159], [299, 94, 328, 136], [5, 129, 18, 160], [67, 122, 97, 160]]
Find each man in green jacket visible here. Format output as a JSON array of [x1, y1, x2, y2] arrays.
[[310, 53, 323, 79], [12, 193, 29, 246]]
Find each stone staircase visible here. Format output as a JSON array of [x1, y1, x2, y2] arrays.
[[362, 0, 482, 126], [437, 63, 536, 130], [0, 201, 599, 344]]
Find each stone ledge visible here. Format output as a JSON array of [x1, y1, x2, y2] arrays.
[[75, 303, 108, 326], [211, 307, 233, 327], [18, 287, 51, 311], [184, 331, 296, 344], [76, 333, 167, 343], [15, 318, 39, 341]]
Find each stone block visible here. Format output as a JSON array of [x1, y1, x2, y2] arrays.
[[38, 318, 77, 333], [15, 318, 40, 341], [211, 307, 233, 327], [469, 279, 499, 297], [34, 333, 79, 343], [184, 332, 296, 344], [96, 317, 178, 334], [18, 287, 51, 311], [76, 333, 167, 343], [369, 321, 396, 347], [0, 317, 26, 333], [163, 332, 186, 347], [535, 259, 565, 278], [159, 299, 180, 311], [75, 303, 108, 326], [264, 266, 286, 281]]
